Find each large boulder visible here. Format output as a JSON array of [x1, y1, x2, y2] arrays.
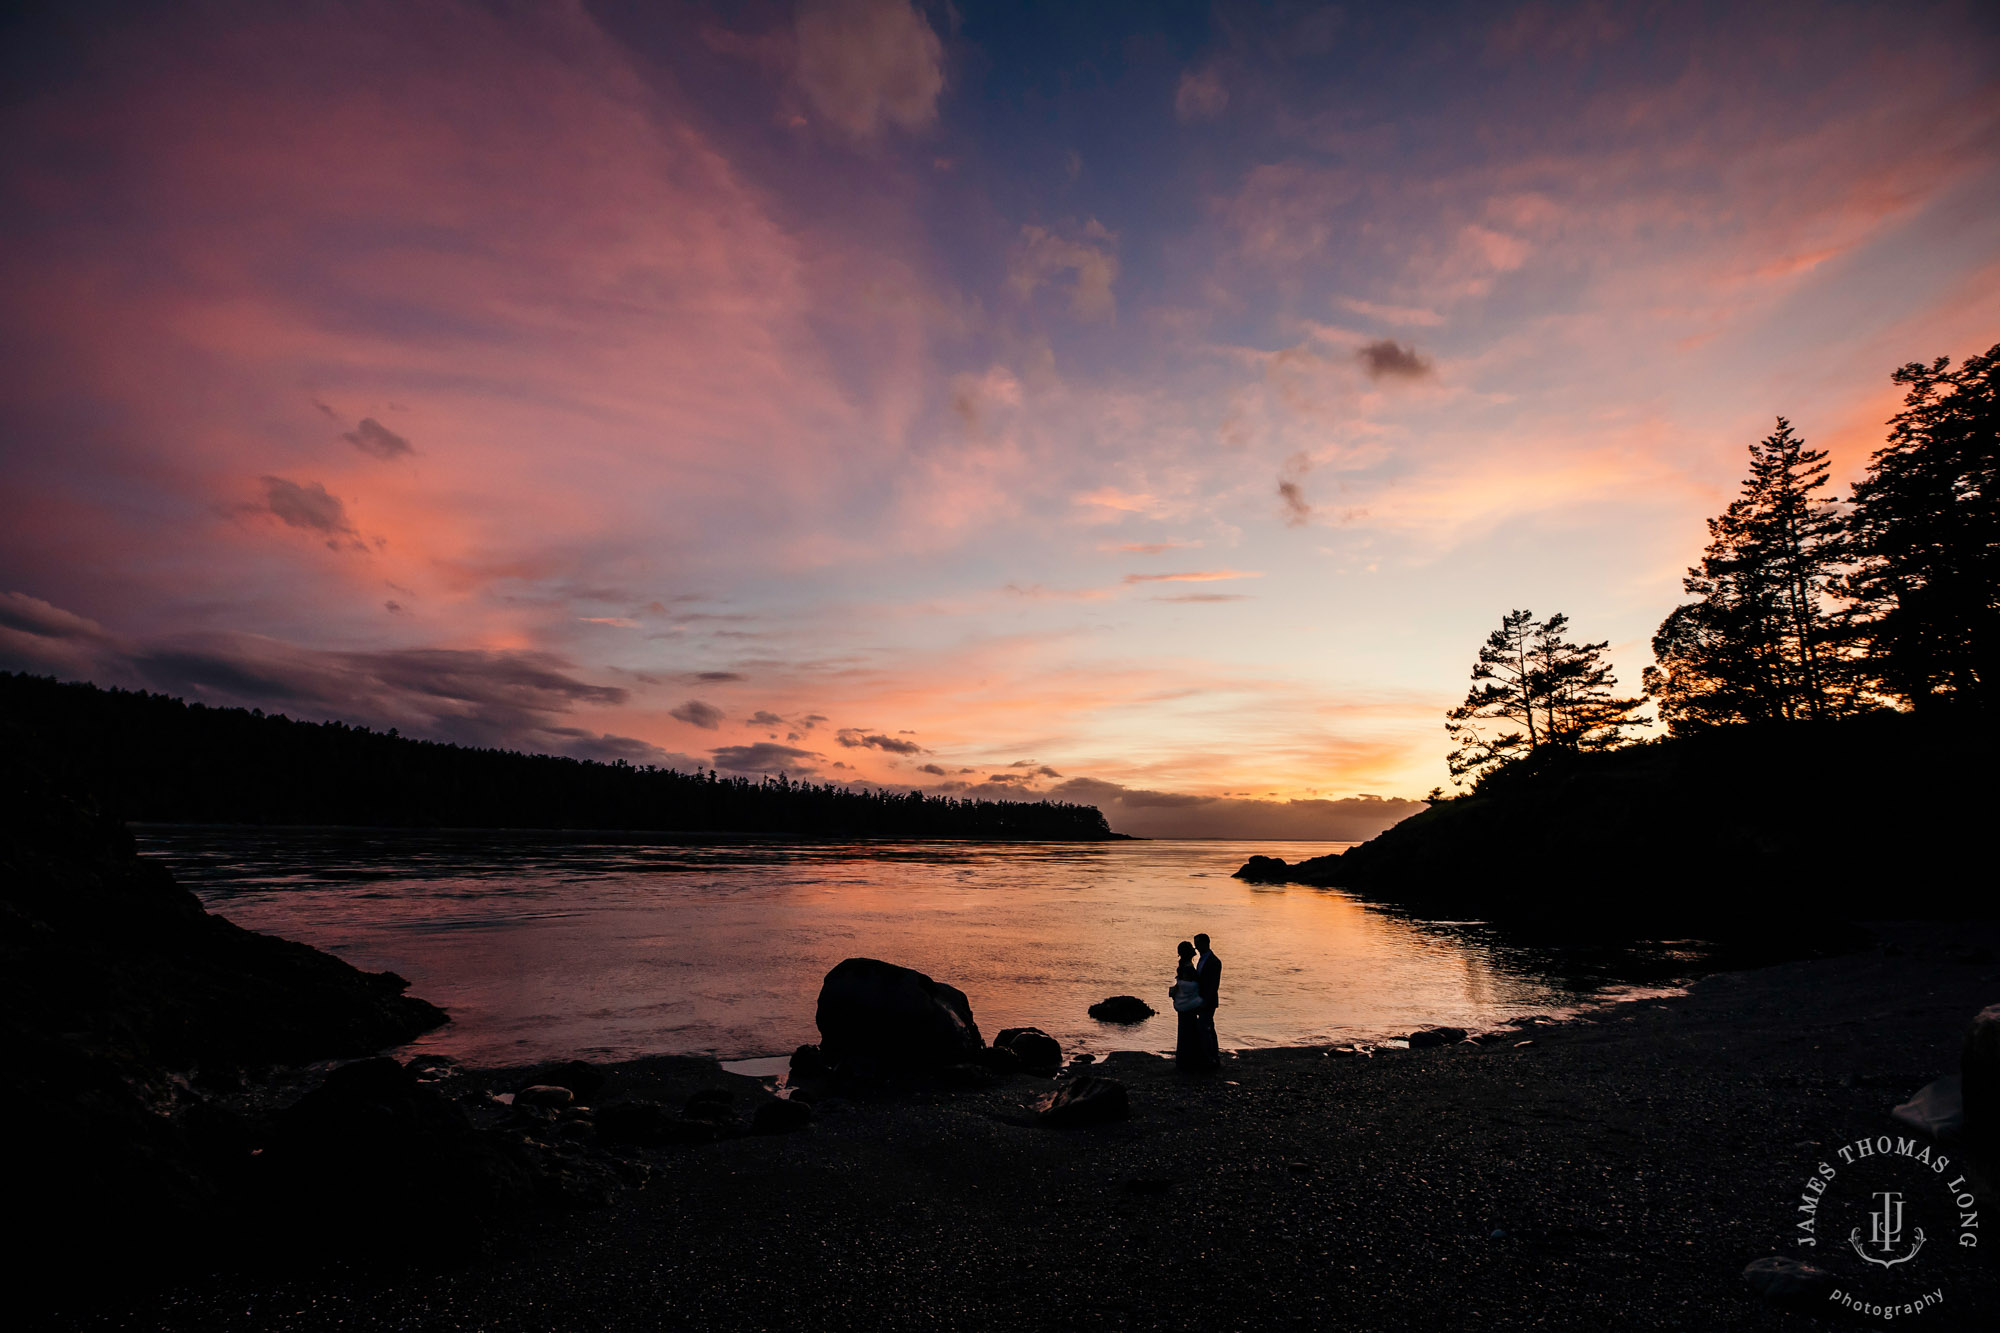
[[814, 957, 984, 1068], [995, 1026, 1062, 1074], [1034, 1074, 1130, 1127], [1088, 995, 1156, 1024]]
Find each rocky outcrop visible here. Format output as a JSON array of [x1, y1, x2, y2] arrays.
[[1233, 855, 1297, 884], [814, 957, 984, 1068], [0, 767, 451, 1279], [1231, 712, 1995, 928], [1034, 1074, 1130, 1127], [1088, 995, 1156, 1023]]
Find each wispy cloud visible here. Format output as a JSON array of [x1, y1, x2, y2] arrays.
[[1009, 220, 1120, 322], [670, 699, 726, 730], [836, 727, 924, 754], [1355, 339, 1433, 381], [794, 0, 946, 141], [1175, 67, 1228, 123], [252, 477, 369, 552], [1122, 570, 1262, 584], [342, 418, 414, 459]]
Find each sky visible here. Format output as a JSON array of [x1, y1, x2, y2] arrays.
[[2, 0, 1997, 839]]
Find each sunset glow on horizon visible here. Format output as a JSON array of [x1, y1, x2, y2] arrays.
[[3, 1, 1997, 837]]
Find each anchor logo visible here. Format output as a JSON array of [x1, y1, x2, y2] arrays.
[[1849, 1190, 1926, 1268]]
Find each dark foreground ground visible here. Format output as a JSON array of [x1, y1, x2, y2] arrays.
[[43, 920, 2000, 1333]]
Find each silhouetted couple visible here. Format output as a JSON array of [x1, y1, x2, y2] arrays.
[[1169, 933, 1221, 1071]]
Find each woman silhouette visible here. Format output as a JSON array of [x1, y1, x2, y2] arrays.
[[1169, 940, 1210, 1070]]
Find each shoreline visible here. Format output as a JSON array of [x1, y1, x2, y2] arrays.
[[47, 917, 2000, 1331]]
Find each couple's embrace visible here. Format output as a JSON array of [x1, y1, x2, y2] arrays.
[[1167, 932, 1221, 1071]]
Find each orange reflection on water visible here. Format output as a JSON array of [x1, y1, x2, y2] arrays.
[[139, 829, 1696, 1064]]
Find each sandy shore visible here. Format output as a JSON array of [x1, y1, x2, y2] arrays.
[[45, 919, 2000, 1332]]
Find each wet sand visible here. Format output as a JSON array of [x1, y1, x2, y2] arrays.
[[48, 920, 2000, 1332]]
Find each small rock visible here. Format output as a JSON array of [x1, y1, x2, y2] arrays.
[[1892, 1074, 1963, 1141], [1406, 1026, 1467, 1049], [1742, 1255, 1834, 1305], [1512, 1040, 1535, 1049], [683, 1090, 739, 1128], [930, 1062, 1002, 1090], [974, 1044, 1023, 1073], [1070, 1053, 1096, 1066], [515, 1084, 574, 1109], [540, 1060, 606, 1098], [1088, 995, 1156, 1024], [995, 1026, 1062, 1073], [790, 1043, 831, 1078], [1964, 1002, 2000, 1158], [595, 1101, 719, 1147], [750, 1099, 813, 1135], [1034, 1074, 1129, 1127]]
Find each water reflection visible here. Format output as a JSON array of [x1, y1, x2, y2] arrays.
[[137, 828, 1715, 1065]]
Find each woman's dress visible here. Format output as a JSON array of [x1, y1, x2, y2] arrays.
[[1172, 964, 1210, 1069]]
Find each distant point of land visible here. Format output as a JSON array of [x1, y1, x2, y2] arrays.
[[0, 673, 1117, 840]]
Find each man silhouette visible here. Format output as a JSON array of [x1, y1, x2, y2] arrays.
[[1193, 932, 1221, 1065]]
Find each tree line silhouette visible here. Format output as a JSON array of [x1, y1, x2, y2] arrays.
[[1444, 341, 1997, 793], [0, 673, 1114, 839]]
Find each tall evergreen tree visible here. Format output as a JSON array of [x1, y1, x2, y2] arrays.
[[1642, 418, 1848, 733], [1446, 610, 1647, 787], [1842, 344, 2000, 711]]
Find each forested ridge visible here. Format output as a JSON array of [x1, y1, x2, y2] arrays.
[[1243, 341, 1999, 921], [1442, 342, 1999, 795], [0, 673, 1115, 839]]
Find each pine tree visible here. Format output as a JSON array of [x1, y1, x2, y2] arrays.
[[1444, 609, 1539, 785], [1446, 610, 1647, 787], [1642, 418, 1848, 733], [1532, 614, 1648, 749], [1843, 344, 2000, 710]]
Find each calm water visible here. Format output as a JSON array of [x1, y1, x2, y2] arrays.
[[137, 828, 1710, 1066]]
